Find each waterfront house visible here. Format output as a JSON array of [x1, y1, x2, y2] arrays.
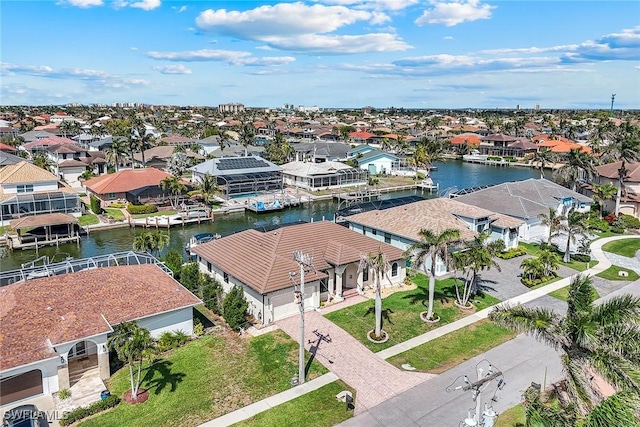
[[132, 145, 205, 170], [0, 161, 81, 226], [477, 134, 519, 156], [345, 198, 523, 276], [190, 156, 282, 198], [83, 167, 182, 207], [355, 149, 400, 175], [281, 161, 368, 192], [593, 161, 640, 219], [0, 263, 201, 406], [452, 178, 593, 242], [292, 141, 351, 162], [193, 221, 406, 325]]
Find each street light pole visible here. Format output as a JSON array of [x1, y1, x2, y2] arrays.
[[448, 360, 504, 427]]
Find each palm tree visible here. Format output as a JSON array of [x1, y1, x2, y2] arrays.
[[538, 249, 560, 278], [520, 257, 545, 282], [358, 250, 392, 339], [129, 119, 155, 168], [553, 148, 597, 192], [404, 228, 461, 322], [198, 173, 218, 204], [160, 176, 187, 209], [558, 210, 588, 263], [539, 208, 564, 245], [533, 148, 557, 179], [238, 120, 255, 157], [453, 232, 504, 307], [600, 123, 640, 215], [132, 231, 170, 256], [32, 153, 54, 173], [590, 183, 617, 218], [105, 138, 129, 172], [107, 321, 153, 401], [490, 274, 640, 416]]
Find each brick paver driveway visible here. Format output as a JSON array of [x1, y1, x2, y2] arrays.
[[277, 311, 434, 414]]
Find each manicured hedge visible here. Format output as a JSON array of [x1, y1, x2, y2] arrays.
[[126, 204, 158, 214], [90, 195, 102, 215], [60, 395, 120, 426], [497, 246, 527, 259], [521, 275, 556, 288], [571, 254, 591, 263]]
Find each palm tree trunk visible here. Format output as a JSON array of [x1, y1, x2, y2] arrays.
[[615, 178, 622, 215], [427, 264, 436, 320], [564, 234, 572, 263], [374, 286, 382, 337], [129, 364, 137, 400]]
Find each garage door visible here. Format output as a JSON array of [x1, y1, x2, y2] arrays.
[[0, 370, 43, 405]]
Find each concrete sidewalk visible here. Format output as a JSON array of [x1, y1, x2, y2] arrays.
[[376, 234, 640, 360], [199, 373, 339, 427]]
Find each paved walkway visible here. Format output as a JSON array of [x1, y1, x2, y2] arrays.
[[276, 311, 435, 414], [604, 251, 640, 274]]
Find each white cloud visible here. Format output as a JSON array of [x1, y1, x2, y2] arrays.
[[145, 49, 296, 66], [1, 62, 149, 87], [129, 0, 161, 11], [415, 0, 495, 27], [58, 0, 103, 7], [195, 2, 408, 54], [443, 36, 454, 40], [172, 5, 187, 13], [480, 45, 578, 55], [315, 0, 419, 11], [262, 33, 410, 54], [153, 64, 192, 75]]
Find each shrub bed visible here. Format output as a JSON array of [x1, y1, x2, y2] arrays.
[[60, 395, 120, 426], [497, 246, 527, 259], [127, 204, 158, 214], [570, 253, 591, 263], [90, 195, 102, 215], [521, 274, 556, 288], [156, 330, 190, 352]]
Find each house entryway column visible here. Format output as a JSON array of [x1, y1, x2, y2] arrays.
[[335, 265, 346, 300], [97, 343, 110, 380], [58, 354, 70, 390], [327, 268, 335, 302]]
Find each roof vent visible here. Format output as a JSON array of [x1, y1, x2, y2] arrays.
[[47, 306, 53, 311]]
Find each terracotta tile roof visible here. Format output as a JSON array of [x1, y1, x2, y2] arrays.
[[349, 131, 375, 140], [10, 213, 78, 229], [83, 168, 175, 194], [23, 137, 76, 150], [0, 264, 201, 371], [346, 198, 522, 243], [193, 221, 405, 294], [0, 161, 58, 184], [450, 134, 481, 146], [597, 161, 640, 182], [0, 142, 17, 152]]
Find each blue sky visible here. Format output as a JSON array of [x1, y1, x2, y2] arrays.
[[1, 0, 639, 109]]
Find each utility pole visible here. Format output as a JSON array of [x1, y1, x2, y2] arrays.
[[291, 250, 314, 385], [448, 360, 505, 427], [610, 94, 616, 117]]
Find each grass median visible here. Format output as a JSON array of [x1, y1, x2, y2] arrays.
[[602, 238, 640, 258], [387, 320, 515, 373]]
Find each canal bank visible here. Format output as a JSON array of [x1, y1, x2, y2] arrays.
[[0, 160, 543, 270]]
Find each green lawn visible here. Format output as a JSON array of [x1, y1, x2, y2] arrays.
[[324, 275, 501, 351], [602, 238, 640, 258], [103, 208, 126, 221], [231, 381, 355, 427], [78, 214, 100, 226], [596, 265, 640, 282], [80, 330, 326, 427], [495, 404, 525, 427], [132, 210, 180, 219], [387, 320, 515, 373]]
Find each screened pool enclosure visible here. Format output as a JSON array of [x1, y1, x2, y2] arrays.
[[0, 191, 81, 224]]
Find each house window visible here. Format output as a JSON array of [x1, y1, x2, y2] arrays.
[[384, 233, 391, 244], [223, 272, 229, 283], [207, 262, 212, 272], [371, 228, 377, 235], [363, 268, 369, 282], [17, 184, 34, 193], [391, 262, 398, 277], [108, 193, 116, 199]]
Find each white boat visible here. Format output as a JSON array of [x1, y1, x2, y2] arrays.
[[185, 232, 220, 256], [462, 150, 488, 163]]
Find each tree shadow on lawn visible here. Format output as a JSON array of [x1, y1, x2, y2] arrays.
[[142, 360, 186, 395], [363, 306, 395, 329], [402, 286, 452, 308]]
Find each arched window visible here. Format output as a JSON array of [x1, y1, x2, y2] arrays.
[[391, 262, 398, 277]]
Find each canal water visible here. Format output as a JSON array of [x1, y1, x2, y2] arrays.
[[1, 161, 542, 270]]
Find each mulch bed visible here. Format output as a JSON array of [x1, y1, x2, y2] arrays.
[[123, 389, 149, 405]]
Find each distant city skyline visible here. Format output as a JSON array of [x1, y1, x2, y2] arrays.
[[1, 1, 639, 109]]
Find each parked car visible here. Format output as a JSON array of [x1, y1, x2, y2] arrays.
[[2, 405, 48, 427]]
